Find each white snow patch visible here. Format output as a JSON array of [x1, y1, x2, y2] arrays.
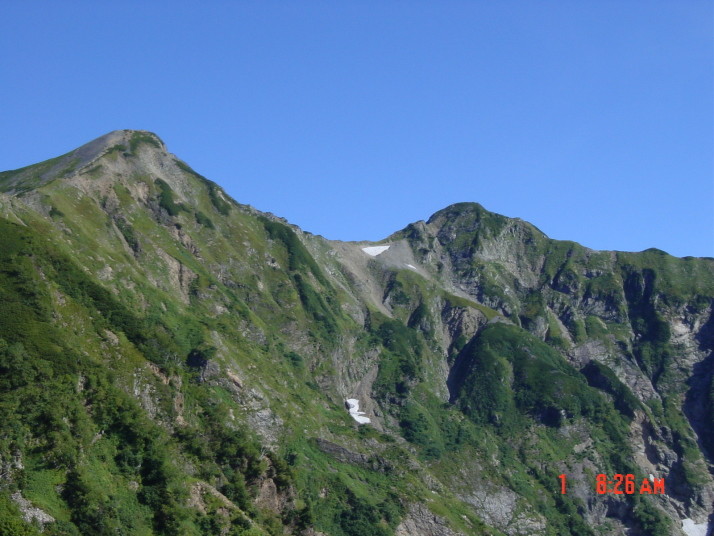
[[406, 264, 417, 270], [346, 398, 371, 424], [682, 519, 709, 536], [362, 245, 390, 257]]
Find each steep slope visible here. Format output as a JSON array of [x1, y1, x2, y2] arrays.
[[0, 130, 711, 536]]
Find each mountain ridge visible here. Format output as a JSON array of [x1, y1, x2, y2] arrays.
[[1, 129, 706, 261], [0, 131, 712, 536]]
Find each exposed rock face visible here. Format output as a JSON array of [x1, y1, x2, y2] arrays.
[[11, 491, 55, 528], [395, 504, 465, 536], [314, 438, 391, 472], [255, 478, 281, 512], [459, 487, 547, 536]]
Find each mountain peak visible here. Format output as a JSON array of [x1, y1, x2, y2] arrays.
[[76, 129, 168, 163], [89, 129, 166, 151], [426, 202, 487, 223], [0, 130, 168, 194]]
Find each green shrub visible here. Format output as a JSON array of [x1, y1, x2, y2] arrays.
[[399, 402, 444, 459], [455, 323, 626, 432], [285, 351, 304, 368], [371, 316, 421, 401], [175, 161, 232, 216], [632, 498, 670, 535], [455, 342, 515, 427], [0, 494, 40, 536], [260, 217, 326, 283], [105, 144, 127, 157], [581, 361, 640, 418], [49, 205, 64, 218], [194, 211, 215, 229], [207, 184, 231, 216], [114, 216, 140, 252], [128, 132, 162, 153], [155, 178, 187, 216], [292, 274, 337, 335]]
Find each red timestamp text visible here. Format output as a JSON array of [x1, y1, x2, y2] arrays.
[[558, 474, 665, 495]]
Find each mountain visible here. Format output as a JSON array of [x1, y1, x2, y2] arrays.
[[0, 130, 712, 536]]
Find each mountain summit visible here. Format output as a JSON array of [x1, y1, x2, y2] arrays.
[[0, 132, 712, 536], [0, 130, 170, 194]]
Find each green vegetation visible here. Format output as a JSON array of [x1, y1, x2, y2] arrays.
[[398, 401, 444, 459], [1, 137, 710, 535], [207, 184, 231, 216], [545, 312, 570, 349], [632, 496, 671, 535], [581, 361, 640, 418], [371, 314, 421, 401], [0, 495, 41, 536], [0, 211, 412, 535], [49, 205, 64, 218], [427, 202, 509, 255], [105, 144, 128, 158], [0, 152, 70, 193], [194, 210, 215, 229], [284, 351, 304, 368], [175, 160, 232, 215], [443, 293, 498, 321], [292, 273, 337, 335], [129, 132, 162, 154], [260, 217, 325, 282], [0, 217, 285, 534], [455, 323, 621, 429], [114, 216, 140, 252], [155, 178, 187, 217]]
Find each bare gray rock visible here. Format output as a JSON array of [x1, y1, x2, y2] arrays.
[[11, 491, 55, 528], [460, 486, 546, 536], [314, 438, 391, 472], [395, 503, 465, 536]]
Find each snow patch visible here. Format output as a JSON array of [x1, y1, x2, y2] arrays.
[[362, 245, 390, 257], [406, 264, 417, 270], [345, 398, 371, 424], [682, 519, 709, 536]]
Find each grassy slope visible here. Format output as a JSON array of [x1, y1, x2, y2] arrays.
[[0, 139, 487, 535]]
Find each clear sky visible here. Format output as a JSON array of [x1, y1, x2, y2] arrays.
[[1, 2, 712, 257]]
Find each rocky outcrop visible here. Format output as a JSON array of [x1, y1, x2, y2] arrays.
[[314, 438, 392, 472], [11, 491, 55, 528], [394, 504, 464, 536]]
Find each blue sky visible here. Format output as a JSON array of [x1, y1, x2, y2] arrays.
[[1, 2, 712, 257]]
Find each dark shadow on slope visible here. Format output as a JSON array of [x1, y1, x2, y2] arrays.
[[446, 336, 476, 404], [683, 307, 714, 465]]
